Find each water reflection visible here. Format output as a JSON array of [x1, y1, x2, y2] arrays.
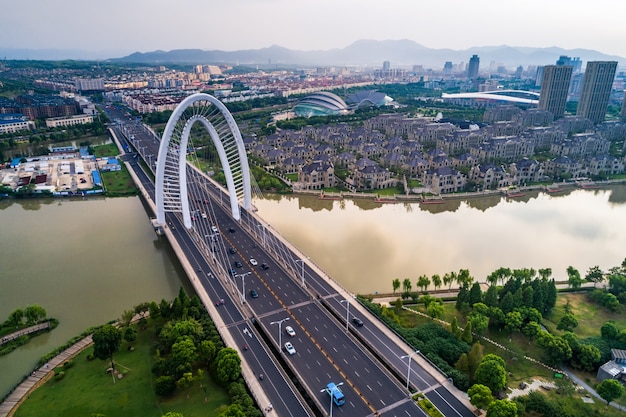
[[254, 185, 626, 295]]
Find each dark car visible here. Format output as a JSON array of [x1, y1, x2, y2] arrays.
[[229, 227, 236, 233], [230, 268, 237, 276], [352, 317, 364, 327], [228, 247, 236, 254], [234, 261, 243, 268], [261, 263, 269, 270], [249, 289, 258, 298]]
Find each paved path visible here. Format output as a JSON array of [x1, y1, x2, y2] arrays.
[[0, 322, 51, 346], [560, 365, 626, 413], [0, 336, 92, 417]]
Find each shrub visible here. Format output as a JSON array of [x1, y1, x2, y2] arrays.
[[54, 371, 65, 381], [154, 375, 176, 397], [63, 360, 74, 369]]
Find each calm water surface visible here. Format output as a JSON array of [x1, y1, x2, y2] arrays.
[[253, 185, 626, 295], [0, 197, 190, 398]]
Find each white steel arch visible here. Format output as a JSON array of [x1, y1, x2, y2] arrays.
[[155, 93, 252, 228]]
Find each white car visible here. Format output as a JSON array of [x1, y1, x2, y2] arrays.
[[285, 325, 296, 337], [250, 258, 258, 266], [211, 225, 218, 233], [284, 341, 296, 355]]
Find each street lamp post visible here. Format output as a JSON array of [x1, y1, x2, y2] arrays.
[[401, 350, 420, 392], [340, 299, 350, 332], [270, 317, 290, 352], [320, 382, 343, 417], [294, 257, 309, 288], [236, 272, 251, 303]]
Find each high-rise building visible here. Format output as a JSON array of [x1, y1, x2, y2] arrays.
[[538, 65, 573, 119], [382, 61, 390, 71], [576, 61, 617, 124], [443, 61, 453, 75], [467, 55, 479, 79]]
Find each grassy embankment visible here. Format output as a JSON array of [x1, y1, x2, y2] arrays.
[[14, 322, 229, 417], [92, 144, 139, 196], [398, 291, 626, 410]]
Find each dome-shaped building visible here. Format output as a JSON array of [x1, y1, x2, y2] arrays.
[[346, 90, 394, 109], [293, 92, 349, 118]]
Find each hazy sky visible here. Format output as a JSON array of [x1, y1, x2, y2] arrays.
[[2, 0, 625, 58]]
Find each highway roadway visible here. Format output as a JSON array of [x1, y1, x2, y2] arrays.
[[107, 106, 475, 417]]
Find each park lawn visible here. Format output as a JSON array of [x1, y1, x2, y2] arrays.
[[15, 325, 230, 417], [544, 292, 625, 338], [101, 164, 138, 195], [93, 143, 122, 158], [404, 303, 554, 386]]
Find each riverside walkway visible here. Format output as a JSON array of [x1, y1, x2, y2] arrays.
[[0, 336, 93, 417], [0, 322, 51, 346]]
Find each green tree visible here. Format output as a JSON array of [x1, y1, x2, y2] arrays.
[[468, 312, 489, 336], [155, 375, 176, 396], [484, 285, 498, 307], [176, 372, 194, 398], [486, 399, 518, 417], [216, 347, 241, 384], [393, 298, 403, 311], [171, 336, 198, 373], [557, 313, 578, 332], [567, 266, 583, 290], [467, 342, 484, 380], [601, 321, 619, 340], [475, 357, 507, 392], [417, 275, 431, 292], [123, 327, 137, 344], [6, 308, 24, 327], [468, 384, 493, 410], [450, 316, 461, 338], [504, 311, 523, 333], [455, 353, 469, 374], [575, 344, 601, 371], [431, 274, 442, 290], [392, 278, 401, 294], [461, 321, 473, 344], [92, 324, 122, 372], [402, 278, 412, 297], [596, 378, 625, 405], [443, 272, 455, 290], [468, 282, 483, 307], [427, 299, 444, 319], [522, 322, 541, 342], [585, 265, 604, 288], [217, 404, 246, 417], [24, 304, 46, 324]]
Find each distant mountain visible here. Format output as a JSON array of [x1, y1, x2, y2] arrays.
[[109, 40, 625, 68], [0, 48, 128, 61]]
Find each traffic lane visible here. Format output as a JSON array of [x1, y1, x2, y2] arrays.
[[233, 322, 312, 417], [426, 386, 475, 417], [380, 400, 430, 417], [260, 311, 373, 417], [326, 296, 439, 390], [290, 304, 408, 413]]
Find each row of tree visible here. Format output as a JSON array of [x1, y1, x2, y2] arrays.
[[92, 288, 260, 417], [2, 304, 47, 330]]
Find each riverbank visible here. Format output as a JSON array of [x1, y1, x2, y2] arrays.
[[297, 178, 626, 203]]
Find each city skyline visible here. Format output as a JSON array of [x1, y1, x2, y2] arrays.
[[1, 0, 625, 60]]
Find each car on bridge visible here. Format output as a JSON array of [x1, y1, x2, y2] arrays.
[[249, 289, 258, 298], [261, 263, 270, 270], [325, 382, 345, 406], [234, 261, 243, 268], [250, 258, 258, 266], [352, 317, 364, 327], [285, 325, 296, 337], [284, 341, 296, 355], [228, 247, 236, 254]]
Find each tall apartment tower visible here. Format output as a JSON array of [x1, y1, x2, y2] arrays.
[[467, 55, 480, 79], [382, 61, 390, 71], [576, 61, 617, 124], [537, 65, 573, 119]]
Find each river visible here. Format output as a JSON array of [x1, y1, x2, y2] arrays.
[[1, 185, 626, 398], [0, 196, 190, 399]]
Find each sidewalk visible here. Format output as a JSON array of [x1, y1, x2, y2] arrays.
[[0, 336, 93, 417]]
